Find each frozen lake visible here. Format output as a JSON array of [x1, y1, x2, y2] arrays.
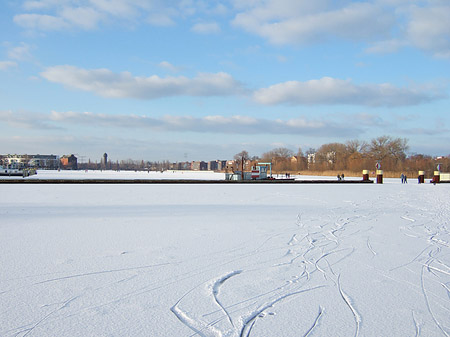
[[1, 172, 449, 336]]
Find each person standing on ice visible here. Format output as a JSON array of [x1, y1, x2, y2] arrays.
[[401, 173, 405, 183], [404, 174, 407, 183]]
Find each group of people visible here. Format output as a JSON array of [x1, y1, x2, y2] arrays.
[[337, 173, 345, 181], [401, 173, 408, 183]]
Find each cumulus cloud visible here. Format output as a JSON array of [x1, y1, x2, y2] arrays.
[[233, 0, 450, 57], [14, 0, 450, 58], [40, 65, 443, 106], [23, 0, 64, 10], [191, 22, 221, 34], [0, 110, 59, 129], [147, 14, 175, 27], [14, 14, 70, 31], [0, 61, 18, 70], [14, 7, 105, 31], [88, 0, 147, 18], [40, 65, 244, 99], [253, 77, 444, 107], [14, 0, 222, 31], [406, 4, 450, 58], [15, 1, 150, 30], [158, 61, 182, 73], [363, 2, 450, 58], [232, 1, 394, 45], [365, 39, 406, 54], [59, 6, 104, 30], [7, 42, 33, 60]]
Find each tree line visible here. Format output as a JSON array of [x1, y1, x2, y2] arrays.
[[235, 136, 449, 174]]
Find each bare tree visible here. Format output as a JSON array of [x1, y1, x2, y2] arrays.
[[369, 136, 408, 161], [234, 150, 250, 174], [294, 147, 307, 170], [346, 139, 369, 154], [261, 147, 294, 171], [367, 136, 409, 171], [316, 143, 347, 170]]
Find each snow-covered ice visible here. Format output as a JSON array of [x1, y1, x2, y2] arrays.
[[1, 171, 449, 336], [24, 169, 226, 180]]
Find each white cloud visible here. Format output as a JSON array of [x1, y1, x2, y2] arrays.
[[0, 110, 59, 129], [13, 0, 450, 59], [191, 22, 221, 34], [59, 6, 104, 30], [40, 65, 244, 99], [232, 1, 394, 45], [14, 7, 103, 31], [253, 77, 444, 107], [0, 61, 18, 70], [88, 0, 148, 18], [48, 110, 360, 136], [363, 1, 450, 58], [146, 14, 175, 27], [7, 42, 33, 60], [14, 0, 206, 31], [23, 0, 69, 10], [39, 65, 444, 106], [406, 4, 450, 58], [0, 109, 359, 137], [365, 39, 406, 54], [233, 0, 450, 57], [158, 61, 182, 73], [14, 13, 69, 31]]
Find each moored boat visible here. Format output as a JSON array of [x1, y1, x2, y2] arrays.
[[0, 164, 36, 177]]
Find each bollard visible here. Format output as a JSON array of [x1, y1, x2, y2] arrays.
[[362, 170, 369, 181], [418, 171, 424, 184], [376, 170, 383, 184], [432, 171, 440, 184]]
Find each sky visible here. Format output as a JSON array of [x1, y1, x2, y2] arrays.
[[0, 0, 449, 162]]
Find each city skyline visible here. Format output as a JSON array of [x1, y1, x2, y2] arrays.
[[1, 0, 449, 162]]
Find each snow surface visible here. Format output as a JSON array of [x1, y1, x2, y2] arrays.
[[1, 171, 449, 336]]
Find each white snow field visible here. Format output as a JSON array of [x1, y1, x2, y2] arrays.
[[1, 175, 449, 336]]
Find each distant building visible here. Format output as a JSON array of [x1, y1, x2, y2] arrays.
[[180, 161, 191, 170], [219, 160, 227, 170], [2, 154, 31, 167], [1, 154, 59, 169], [103, 153, 108, 169], [206, 160, 228, 171], [226, 160, 236, 172], [307, 153, 316, 168], [60, 154, 78, 170], [191, 161, 208, 171], [29, 154, 59, 169], [208, 160, 218, 171], [167, 162, 191, 170], [326, 151, 336, 165]]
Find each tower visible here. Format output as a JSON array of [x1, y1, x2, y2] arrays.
[[103, 153, 108, 170]]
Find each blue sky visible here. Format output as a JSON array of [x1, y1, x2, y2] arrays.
[[0, 0, 449, 162]]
